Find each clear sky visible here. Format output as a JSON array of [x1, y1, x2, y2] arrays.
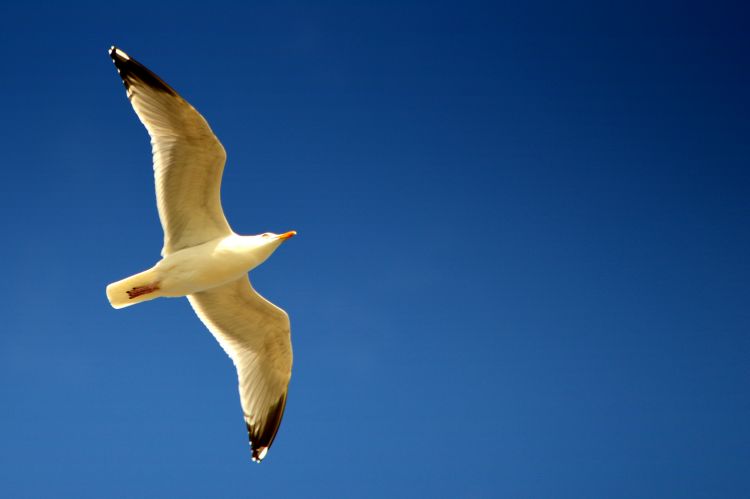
[[0, 1, 748, 497]]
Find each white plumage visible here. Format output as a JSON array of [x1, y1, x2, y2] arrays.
[[105, 46, 295, 462]]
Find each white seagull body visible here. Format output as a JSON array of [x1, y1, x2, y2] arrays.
[[105, 46, 295, 463]]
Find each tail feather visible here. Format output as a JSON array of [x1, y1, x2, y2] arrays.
[[106, 267, 162, 309]]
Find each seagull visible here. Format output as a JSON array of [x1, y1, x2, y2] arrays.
[[105, 46, 295, 463]]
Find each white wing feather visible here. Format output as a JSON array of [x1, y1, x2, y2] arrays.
[[110, 47, 232, 255], [188, 277, 293, 462]]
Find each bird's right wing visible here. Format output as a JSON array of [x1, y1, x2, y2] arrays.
[[109, 47, 233, 255], [188, 277, 293, 462]]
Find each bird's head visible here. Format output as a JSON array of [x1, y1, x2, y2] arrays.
[[261, 231, 297, 243], [255, 230, 297, 255], [241, 230, 296, 269]]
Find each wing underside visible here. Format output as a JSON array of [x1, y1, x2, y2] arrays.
[[109, 47, 233, 254], [188, 277, 293, 462]]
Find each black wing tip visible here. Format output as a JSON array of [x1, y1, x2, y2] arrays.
[[108, 46, 131, 66], [246, 393, 288, 463], [251, 446, 268, 463], [107, 45, 177, 96]]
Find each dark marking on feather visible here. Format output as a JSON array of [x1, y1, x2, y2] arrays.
[[109, 46, 178, 96], [246, 392, 288, 463]]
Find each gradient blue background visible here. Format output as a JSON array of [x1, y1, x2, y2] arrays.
[[0, 1, 748, 497]]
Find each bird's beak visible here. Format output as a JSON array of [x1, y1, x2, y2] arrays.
[[277, 231, 297, 241]]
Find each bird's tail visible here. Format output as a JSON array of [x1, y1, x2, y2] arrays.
[[106, 267, 163, 309]]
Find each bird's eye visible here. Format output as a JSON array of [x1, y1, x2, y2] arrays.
[[261, 233, 270, 237]]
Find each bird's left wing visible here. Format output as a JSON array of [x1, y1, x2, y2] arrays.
[[187, 277, 293, 462], [109, 46, 233, 255]]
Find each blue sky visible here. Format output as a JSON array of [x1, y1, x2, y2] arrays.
[[0, 1, 748, 497]]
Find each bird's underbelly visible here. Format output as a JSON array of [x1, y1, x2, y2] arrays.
[[153, 242, 253, 296]]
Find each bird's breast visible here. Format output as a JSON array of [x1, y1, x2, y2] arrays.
[[155, 236, 256, 296]]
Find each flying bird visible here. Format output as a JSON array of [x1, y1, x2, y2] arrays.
[[105, 46, 295, 463]]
